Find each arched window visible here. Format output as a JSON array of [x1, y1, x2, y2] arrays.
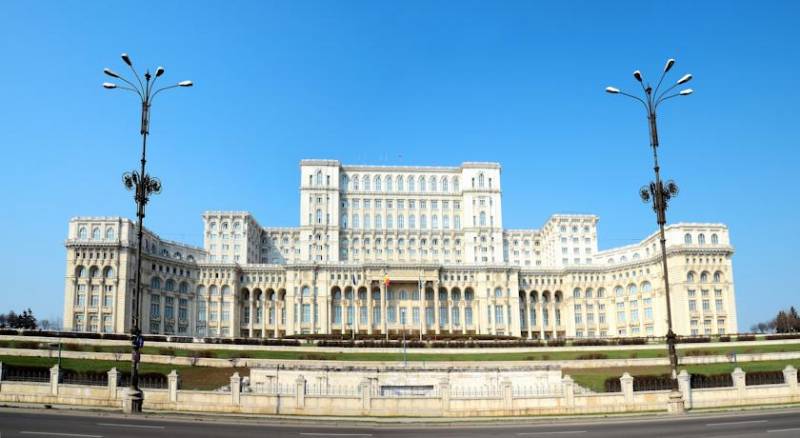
[[597, 288, 605, 298], [479, 212, 487, 226], [398, 215, 404, 229], [150, 277, 161, 289], [209, 222, 217, 232], [713, 272, 722, 283], [573, 288, 581, 298], [89, 266, 99, 278], [419, 176, 426, 192], [409, 215, 416, 229], [179, 282, 188, 293], [352, 175, 360, 190], [441, 177, 448, 192], [222, 285, 231, 296], [374, 175, 381, 191], [340, 174, 349, 189], [174, 252, 182, 260], [614, 286, 624, 297], [431, 215, 438, 229], [452, 177, 460, 192], [315, 170, 323, 187], [479, 173, 485, 188], [233, 221, 241, 232], [363, 214, 370, 230], [76, 266, 86, 278], [209, 285, 218, 296], [397, 176, 403, 192], [687, 272, 696, 283], [684, 233, 692, 244], [698, 233, 706, 245], [700, 271, 709, 283], [165, 279, 175, 291], [641, 281, 652, 292], [302, 286, 311, 297], [585, 288, 593, 298], [316, 209, 323, 224], [91, 227, 100, 240], [375, 214, 382, 229], [711, 233, 719, 244], [341, 214, 347, 229], [104, 267, 114, 278], [105, 228, 115, 240], [494, 287, 503, 298], [386, 176, 393, 192], [197, 285, 206, 296], [420, 214, 427, 229], [628, 284, 638, 295], [408, 176, 415, 192], [386, 215, 393, 229], [443, 215, 450, 229], [429, 176, 437, 192], [363, 176, 370, 191], [78, 226, 88, 240]]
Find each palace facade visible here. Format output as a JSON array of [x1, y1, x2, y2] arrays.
[[63, 160, 738, 338]]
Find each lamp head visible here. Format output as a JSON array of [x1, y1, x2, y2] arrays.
[[664, 58, 675, 73], [155, 66, 165, 77], [633, 70, 643, 82], [605, 86, 620, 94], [102, 82, 117, 89], [121, 53, 132, 66], [103, 68, 120, 78], [679, 88, 694, 96], [178, 80, 193, 87], [677, 73, 693, 85]]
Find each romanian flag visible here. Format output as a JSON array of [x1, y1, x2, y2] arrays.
[[384, 274, 390, 288]]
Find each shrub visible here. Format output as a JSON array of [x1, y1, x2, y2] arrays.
[[616, 337, 647, 345], [678, 336, 711, 344], [736, 334, 756, 342], [575, 353, 608, 360], [765, 333, 800, 340], [718, 336, 731, 342]]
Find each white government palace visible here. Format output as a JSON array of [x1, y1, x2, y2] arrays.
[[63, 160, 738, 339]]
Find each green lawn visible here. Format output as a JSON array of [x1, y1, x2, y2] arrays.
[[0, 355, 246, 391], [566, 359, 800, 393], [2, 338, 800, 362]]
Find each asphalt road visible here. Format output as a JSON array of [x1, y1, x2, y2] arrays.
[[1, 407, 800, 438]]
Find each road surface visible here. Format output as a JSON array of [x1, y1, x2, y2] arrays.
[[1, 407, 800, 437]]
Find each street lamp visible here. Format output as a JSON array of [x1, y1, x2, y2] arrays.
[[606, 58, 693, 414], [103, 52, 192, 414]]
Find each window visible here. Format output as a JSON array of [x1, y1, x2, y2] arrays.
[[105, 228, 115, 240], [150, 277, 161, 289], [92, 227, 100, 240], [494, 305, 504, 324], [686, 272, 695, 283], [713, 272, 722, 283], [698, 233, 706, 245], [479, 212, 486, 226], [711, 233, 719, 244], [374, 175, 382, 191], [684, 233, 692, 244]]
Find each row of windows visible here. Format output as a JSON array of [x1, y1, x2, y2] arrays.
[[75, 265, 114, 279], [686, 271, 724, 283], [77, 226, 115, 241], [149, 277, 191, 293], [338, 213, 463, 230], [684, 232, 720, 245], [338, 173, 462, 193]]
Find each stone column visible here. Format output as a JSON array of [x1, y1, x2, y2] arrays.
[[524, 299, 532, 339], [230, 372, 241, 406], [551, 301, 557, 338], [295, 375, 306, 409], [382, 283, 388, 336], [0, 361, 4, 391], [248, 297, 254, 337], [359, 377, 371, 413], [107, 368, 118, 400], [562, 375, 575, 409], [678, 370, 692, 410], [50, 364, 60, 396], [367, 285, 374, 335], [433, 285, 440, 335], [784, 365, 798, 392], [501, 378, 513, 411], [273, 302, 280, 338], [326, 296, 332, 335], [620, 372, 634, 406], [353, 296, 360, 335], [732, 367, 746, 397], [439, 377, 450, 415], [168, 370, 179, 403], [538, 301, 545, 340]]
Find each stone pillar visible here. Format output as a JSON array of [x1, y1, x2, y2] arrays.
[[525, 300, 532, 339], [381, 283, 388, 336], [732, 367, 746, 397], [359, 377, 371, 413], [433, 284, 441, 335], [439, 377, 450, 415], [562, 375, 575, 408], [501, 378, 513, 411], [230, 372, 241, 406], [538, 301, 545, 340], [50, 364, 60, 396], [784, 365, 798, 391], [620, 372, 633, 406], [168, 370, 179, 403], [678, 370, 692, 410], [0, 361, 4, 391], [367, 286, 374, 335], [295, 375, 306, 409], [107, 368, 119, 400]]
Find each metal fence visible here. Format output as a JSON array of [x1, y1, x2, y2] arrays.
[[61, 370, 108, 386], [305, 383, 360, 397], [118, 373, 167, 389], [251, 382, 295, 395], [451, 385, 502, 398], [379, 385, 438, 397], [1, 365, 50, 383], [512, 384, 562, 397], [745, 371, 785, 386], [691, 374, 733, 389], [633, 375, 674, 392]]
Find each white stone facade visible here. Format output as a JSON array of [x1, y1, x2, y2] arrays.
[[63, 160, 738, 338]]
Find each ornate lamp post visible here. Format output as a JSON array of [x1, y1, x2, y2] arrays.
[[606, 58, 693, 413], [103, 53, 192, 414]]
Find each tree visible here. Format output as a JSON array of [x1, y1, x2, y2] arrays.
[[0, 309, 37, 329]]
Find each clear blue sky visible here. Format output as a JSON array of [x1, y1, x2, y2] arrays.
[[0, 1, 797, 330]]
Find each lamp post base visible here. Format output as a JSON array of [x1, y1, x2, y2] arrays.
[[667, 389, 685, 415], [122, 387, 143, 414]]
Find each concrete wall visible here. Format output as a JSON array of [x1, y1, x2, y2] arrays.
[[1, 362, 798, 417]]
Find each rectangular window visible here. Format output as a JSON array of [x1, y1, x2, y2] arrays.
[[495, 305, 504, 324], [452, 307, 460, 326], [372, 307, 381, 325], [221, 310, 230, 321], [689, 300, 697, 311], [412, 307, 420, 324], [333, 306, 342, 324], [465, 307, 473, 326], [439, 306, 448, 325], [426, 307, 434, 326], [302, 304, 311, 323], [360, 306, 368, 325], [715, 299, 724, 312], [347, 305, 354, 324]]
